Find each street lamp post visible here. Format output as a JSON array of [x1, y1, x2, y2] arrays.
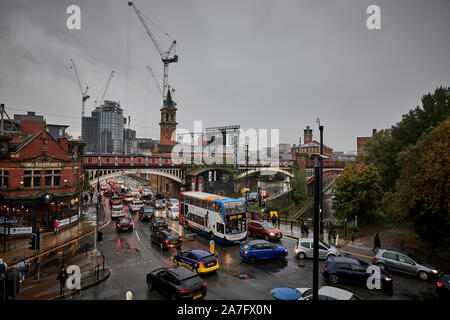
[[94, 171, 99, 268]]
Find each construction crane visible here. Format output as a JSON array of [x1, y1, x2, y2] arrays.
[[146, 66, 175, 98], [69, 58, 90, 118], [128, 1, 178, 101], [95, 71, 115, 106]]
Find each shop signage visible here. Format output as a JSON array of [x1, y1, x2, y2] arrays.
[[0, 217, 17, 224], [22, 161, 63, 168], [70, 215, 78, 223], [0, 227, 32, 235], [58, 218, 71, 227]]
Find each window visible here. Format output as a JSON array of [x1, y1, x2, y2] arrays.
[[398, 255, 414, 265], [24, 170, 41, 188], [0, 170, 8, 188], [214, 203, 223, 213], [45, 170, 61, 187], [216, 223, 224, 234], [73, 168, 79, 186], [382, 252, 398, 261], [335, 262, 352, 271], [350, 263, 366, 272], [300, 242, 311, 249]]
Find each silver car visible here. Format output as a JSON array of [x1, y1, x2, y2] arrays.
[[294, 238, 341, 260], [373, 248, 440, 281]]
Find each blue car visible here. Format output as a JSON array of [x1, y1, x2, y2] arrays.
[[240, 240, 288, 264], [323, 256, 393, 290]]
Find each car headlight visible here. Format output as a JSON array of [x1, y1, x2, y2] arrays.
[[269, 232, 275, 236], [432, 270, 438, 274], [284, 249, 288, 252], [385, 277, 392, 281]]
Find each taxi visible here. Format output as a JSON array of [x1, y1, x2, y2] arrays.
[[173, 249, 219, 275]]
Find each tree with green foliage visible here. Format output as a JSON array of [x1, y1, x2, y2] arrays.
[[396, 119, 450, 250], [332, 163, 383, 224], [291, 161, 307, 205], [362, 87, 450, 192]]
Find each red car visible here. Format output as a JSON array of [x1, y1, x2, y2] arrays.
[[260, 189, 269, 198], [247, 220, 282, 241]]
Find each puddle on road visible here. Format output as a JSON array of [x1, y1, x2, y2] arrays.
[[233, 272, 255, 280]]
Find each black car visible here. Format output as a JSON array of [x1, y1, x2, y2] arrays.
[[116, 217, 134, 232], [146, 266, 207, 300], [155, 193, 165, 200], [323, 256, 393, 291], [436, 274, 450, 299], [139, 206, 155, 221], [141, 196, 154, 206], [150, 216, 168, 231], [151, 229, 183, 250]]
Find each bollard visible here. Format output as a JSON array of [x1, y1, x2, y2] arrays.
[[126, 291, 133, 300], [335, 234, 339, 247]]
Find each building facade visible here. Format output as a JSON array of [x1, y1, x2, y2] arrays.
[[357, 129, 377, 157], [82, 100, 125, 154], [0, 118, 85, 236]]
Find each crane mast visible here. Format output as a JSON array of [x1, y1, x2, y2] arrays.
[[69, 58, 90, 118], [128, 1, 178, 101], [96, 71, 115, 105]]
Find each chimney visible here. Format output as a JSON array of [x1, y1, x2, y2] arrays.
[[304, 126, 313, 144], [372, 129, 377, 136]]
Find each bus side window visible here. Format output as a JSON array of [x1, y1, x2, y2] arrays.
[[216, 223, 224, 234]]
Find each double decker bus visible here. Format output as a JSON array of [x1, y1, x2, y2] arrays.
[[179, 191, 247, 245]]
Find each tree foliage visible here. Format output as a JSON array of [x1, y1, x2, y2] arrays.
[[332, 163, 383, 224], [396, 119, 450, 249], [291, 161, 307, 205], [362, 87, 450, 192]]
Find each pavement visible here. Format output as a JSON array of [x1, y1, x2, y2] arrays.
[[1, 196, 112, 300]]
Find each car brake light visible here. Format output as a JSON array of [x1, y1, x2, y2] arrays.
[[179, 237, 182, 241], [295, 245, 299, 251], [117, 224, 120, 227], [437, 282, 443, 287], [198, 261, 204, 266], [244, 251, 248, 255], [178, 290, 190, 293], [373, 256, 377, 259], [153, 224, 156, 226], [164, 240, 169, 243], [323, 267, 328, 272], [202, 282, 207, 288]]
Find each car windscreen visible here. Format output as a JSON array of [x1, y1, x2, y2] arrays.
[[241, 244, 250, 250], [134, 201, 143, 205], [407, 254, 423, 264], [156, 199, 164, 204], [155, 217, 166, 223], [112, 205, 123, 210], [260, 222, 274, 229], [165, 231, 179, 241], [143, 207, 154, 212], [320, 242, 331, 249]]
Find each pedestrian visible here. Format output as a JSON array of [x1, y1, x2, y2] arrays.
[[17, 260, 28, 283], [56, 265, 68, 296], [90, 191, 93, 203], [54, 219, 60, 234], [84, 193, 89, 203], [304, 222, 309, 235], [271, 214, 277, 227], [373, 232, 381, 251], [0, 258, 7, 277]]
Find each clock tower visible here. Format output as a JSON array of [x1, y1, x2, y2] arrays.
[[159, 89, 177, 146]]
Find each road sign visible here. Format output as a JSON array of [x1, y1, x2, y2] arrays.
[[210, 240, 215, 254], [270, 211, 278, 218]]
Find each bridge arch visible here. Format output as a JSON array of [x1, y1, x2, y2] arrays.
[[236, 167, 294, 180], [87, 168, 184, 185]]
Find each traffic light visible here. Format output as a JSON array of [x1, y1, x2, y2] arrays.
[[97, 231, 103, 242], [28, 234, 36, 251]]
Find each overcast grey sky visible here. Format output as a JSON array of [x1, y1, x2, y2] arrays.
[[1, 0, 449, 152]]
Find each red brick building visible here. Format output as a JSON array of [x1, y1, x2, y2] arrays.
[[0, 119, 85, 236], [357, 129, 377, 157], [291, 126, 337, 168]]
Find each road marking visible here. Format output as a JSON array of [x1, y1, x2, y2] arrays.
[[135, 230, 141, 241], [340, 249, 373, 259]]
